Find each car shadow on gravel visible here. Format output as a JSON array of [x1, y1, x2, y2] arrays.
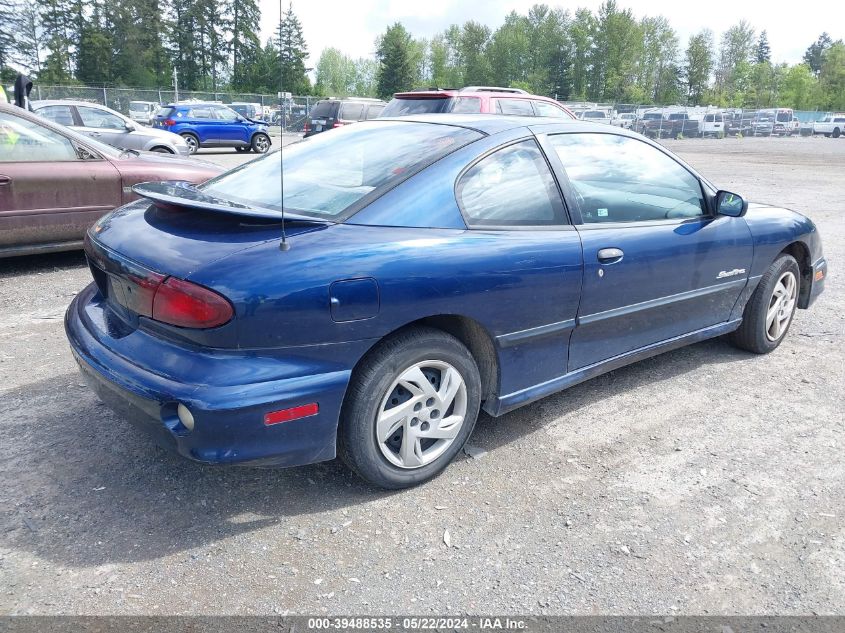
[[0, 251, 87, 278], [1, 336, 751, 569]]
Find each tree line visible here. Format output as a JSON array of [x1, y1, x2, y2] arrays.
[[318, 2, 845, 111], [0, 0, 312, 95]]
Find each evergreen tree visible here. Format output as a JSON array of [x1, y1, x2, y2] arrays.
[[803, 32, 832, 75], [684, 30, 714, 104], [375, 22, 414, 98], [38, 0, 75, 81], [278, 2, 310, 95], [0, 0, 19, 80], [755, 30, 771, 64], [228, 0, 261, 90], [16, 1, 43, 76]]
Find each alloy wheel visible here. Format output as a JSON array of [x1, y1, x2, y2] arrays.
[[376, 360, 468, 469], [765, 271, 797, 342]]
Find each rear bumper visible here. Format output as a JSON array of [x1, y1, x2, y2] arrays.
[[65, 284, 354, 467]]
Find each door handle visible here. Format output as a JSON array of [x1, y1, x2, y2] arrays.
[[597, 247, 624, 264], [0, 175, 11, 186]]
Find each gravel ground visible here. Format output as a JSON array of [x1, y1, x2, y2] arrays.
[[0, 136, 842, 616]]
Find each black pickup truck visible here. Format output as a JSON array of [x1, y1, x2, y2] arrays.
[[636, 112, 700, 139]]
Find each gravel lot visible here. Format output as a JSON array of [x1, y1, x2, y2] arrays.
[[0, 136, 842, 615]]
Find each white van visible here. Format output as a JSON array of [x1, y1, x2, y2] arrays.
[[700, 112, 725, 137], [128, 101, 160, 125]]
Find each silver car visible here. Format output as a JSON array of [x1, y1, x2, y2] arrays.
[[32, 100, 190, 156]]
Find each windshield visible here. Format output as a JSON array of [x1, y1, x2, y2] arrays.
[[643, 113, 662, 120], [129, 102, 150, 111], [202, 120, 482, 219], [582, 111, 606, 118], [776, 112, 791, 122], [381, 98, 451, 117], [668, 114, 687, 120]]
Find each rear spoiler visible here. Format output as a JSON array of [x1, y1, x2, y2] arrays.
[[132, 181, 332, 223]]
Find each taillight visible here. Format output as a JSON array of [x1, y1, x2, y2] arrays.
[[304, 122, 311, 132], [164, 118, 176, 126], [332, 121, 344, 128], [152, 277, 233, 329]]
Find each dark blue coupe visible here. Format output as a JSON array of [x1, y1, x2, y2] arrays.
[[65, 115, 827, 488]]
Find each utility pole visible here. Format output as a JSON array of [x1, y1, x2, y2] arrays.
[[173, 67, 179, 102]]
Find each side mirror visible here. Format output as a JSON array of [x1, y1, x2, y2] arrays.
[[716, 190, 747, 217], [125, 122, 137, 132]]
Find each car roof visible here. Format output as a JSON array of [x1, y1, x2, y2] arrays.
[[393, 88, 559, 102], [376, 113, 599, 135], [31, 99, 112, 108]]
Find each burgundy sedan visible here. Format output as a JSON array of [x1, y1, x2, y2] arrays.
[[0, 103, 223, 258]]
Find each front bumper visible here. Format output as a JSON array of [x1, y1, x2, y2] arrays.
[[805, 256, 827, 308], [65, 284, 354, 467]]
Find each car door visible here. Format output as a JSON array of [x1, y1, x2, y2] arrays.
[[0, 109, 121, 252], [539, 131, 754, 371], [186, 106, 217, 143], [75, 105, 132, 149], [213, 105, 248, 144]]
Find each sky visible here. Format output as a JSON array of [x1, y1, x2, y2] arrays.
[[259, 0, 844, 69]]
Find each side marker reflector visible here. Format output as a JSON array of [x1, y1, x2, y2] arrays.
[[815, 270, 824, 281], [264, 403, 319, 426]]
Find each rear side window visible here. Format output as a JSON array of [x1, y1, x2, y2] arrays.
[[456, 139, 564, 227], [836, 118, 845, 123], [310, 101, 337, 119], [186, 107, 213, 119], [494, 99, 534, 116], [450, 97, 482, 114], [381, 98, 451, 117], [36, 105, 75, 126], [339, 103, 365, 121], [157, 107, 175, 118], [704, 114, 714, 122]]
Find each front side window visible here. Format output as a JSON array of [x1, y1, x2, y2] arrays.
[[214, 106, 239, 121], [77, 106, 125, 130], [549, 133, 706, 223], [494, 98, 534, 116], [456, 139, 564, 227], [37, 105, 75, 126], [0, 112, 78, 162], [533, 101, 569, 118], [203, 120, 482, 219]]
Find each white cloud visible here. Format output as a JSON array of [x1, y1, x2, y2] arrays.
[[260, 0, 843, 66]]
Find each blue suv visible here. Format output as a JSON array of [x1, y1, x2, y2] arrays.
[[153, 102, 271, 154]]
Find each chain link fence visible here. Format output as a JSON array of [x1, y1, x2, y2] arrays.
[[29, 85, 839, 138]]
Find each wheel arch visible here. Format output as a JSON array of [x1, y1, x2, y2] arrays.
[[349, 314, 500, 406], [780, 241, 813, 308]]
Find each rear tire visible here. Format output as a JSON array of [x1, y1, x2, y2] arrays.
[[834, 128, 841, 139], [338, 327, 481, 489], [180, 133, 199, 155], [729, 255, 800, 354]]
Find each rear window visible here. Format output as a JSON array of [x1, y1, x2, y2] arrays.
[[156, 107, 176, 118], [309, 101, 338, 118], [203, 121, 482, 219], [381, 98, 451, 117]]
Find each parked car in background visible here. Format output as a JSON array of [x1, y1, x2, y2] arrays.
[[611, 112, 636, 128], [33, 100, 190, 156], [65, 114, 826, 489], [230, 102, 265, 122], [128, 101, 160, 126], [812, 114, 845, 138], [637, 111, 700, 139], [304, 97, 387, 137], [579, 110, 611, 123], [0, 103, 221, 258], [725, 110, 754, 136], [699, 112, 726, 137], [378, 87, 575, 122], [153, 102, 271, 154], [768, 108, 795, 136]]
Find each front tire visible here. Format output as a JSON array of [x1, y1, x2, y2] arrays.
[[251, 133, 271, 153], [338, 327, 482, 489], [834, 128, 841, 139], [729, 255, 800, 354]]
